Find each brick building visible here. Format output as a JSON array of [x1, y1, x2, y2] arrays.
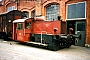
[[0, 0, 90, 47]]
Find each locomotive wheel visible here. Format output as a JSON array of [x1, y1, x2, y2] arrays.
[[59, 42, 64, 49], [65, 43, 71, 48], [48, 44, 59, 51]]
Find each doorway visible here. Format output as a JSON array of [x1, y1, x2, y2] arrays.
[[67, 20, 86, 46], [67, 21, 75, 34], [75, 21, 86, 46]]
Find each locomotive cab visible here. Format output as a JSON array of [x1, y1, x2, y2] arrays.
[[12, 18, 32, 42]]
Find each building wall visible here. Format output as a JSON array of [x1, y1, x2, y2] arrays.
[[19, 1, 36, 17], [86, 0, 90, 45], [0, 6, 3, 13], [14, 0, 36, 17], [0, 0, 36, 17], [0, 1, 4, 13], [0, 0, 67, 20], [66, 0, 90, 45]]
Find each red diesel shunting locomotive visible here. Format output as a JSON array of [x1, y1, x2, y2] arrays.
[[12, 16, 80, 50]]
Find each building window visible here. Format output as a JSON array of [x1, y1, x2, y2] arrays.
[[67, 2, 86, 19], [7, 6, 15, 12], [46, 4, 59, 21], [23, 11, 29, 18]]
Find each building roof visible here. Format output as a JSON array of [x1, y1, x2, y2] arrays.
[[0, 10, 20, 15]]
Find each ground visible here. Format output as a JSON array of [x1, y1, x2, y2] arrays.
[[0, 39, 90, 60]]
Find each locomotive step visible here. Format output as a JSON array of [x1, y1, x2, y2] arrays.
[[28, 42, 48, 46]]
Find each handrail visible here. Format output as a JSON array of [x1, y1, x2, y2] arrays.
[[41, 31, 47, 44]]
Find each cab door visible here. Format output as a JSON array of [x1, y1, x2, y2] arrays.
[[75, 21, 86, 46], [16, 23, 24, 42]]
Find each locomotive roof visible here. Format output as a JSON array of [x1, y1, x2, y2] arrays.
[[13, 16, 45, 23], [13, 18, 28, 23]]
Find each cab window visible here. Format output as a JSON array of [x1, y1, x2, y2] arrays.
[[17, 23, 23, 30], [25, 22, 31, 29]]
